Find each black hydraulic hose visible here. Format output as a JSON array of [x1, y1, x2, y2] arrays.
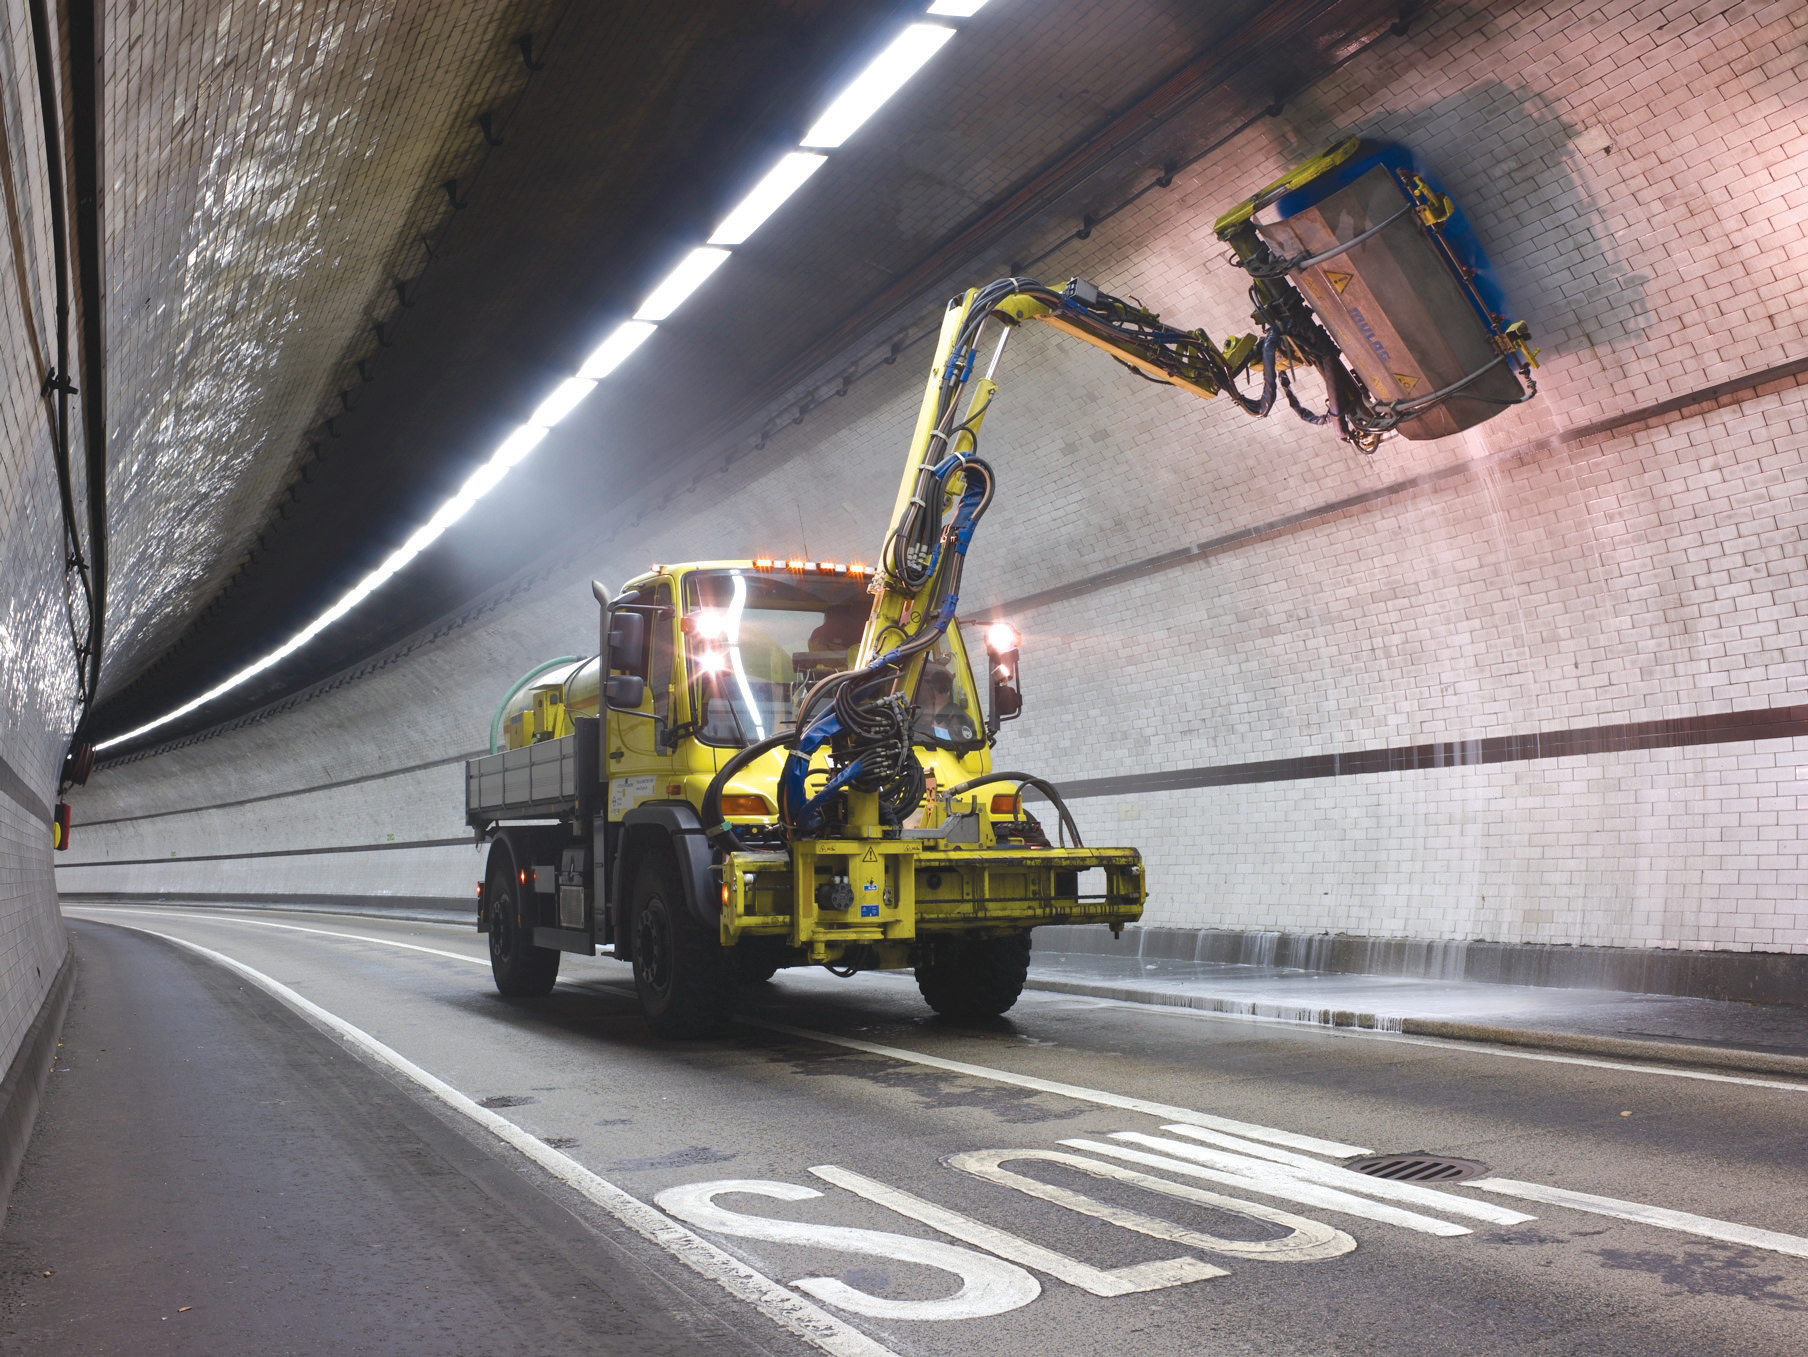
[[1222, 328, 1279, 417], [701, 729, 792, 853], [943, 772, 1084, 849]]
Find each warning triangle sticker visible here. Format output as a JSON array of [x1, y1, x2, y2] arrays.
[[1393, 372, 1421, 393], [861, 846, 879, 863], [1324, 269, 1353, 295]]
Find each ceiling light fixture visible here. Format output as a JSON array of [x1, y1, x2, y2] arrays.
[[926, 0, 990, 15], [578, 320, 657, 380], [529, 376, 598, 428], [634, 246, 731, 321], [800, 24, 955, 149], [708, 152, 828, 246]]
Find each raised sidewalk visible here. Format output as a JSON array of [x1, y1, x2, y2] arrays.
[[1028, 925, 1808, 1079]]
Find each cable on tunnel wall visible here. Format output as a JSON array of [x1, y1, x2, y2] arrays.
[[25, 0, 100, 794], [63, 0, 108, 769]]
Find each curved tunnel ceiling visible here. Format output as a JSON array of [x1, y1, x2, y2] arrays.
[[92, 0, 1408, 756]]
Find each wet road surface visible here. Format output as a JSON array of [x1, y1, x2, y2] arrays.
[[9, 904, 1806, 1356]]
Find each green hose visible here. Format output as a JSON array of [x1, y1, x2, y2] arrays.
[[489, 656, 579, 754]]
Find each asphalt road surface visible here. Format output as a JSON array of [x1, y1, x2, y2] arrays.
[[11, 904, 1807, 1355]]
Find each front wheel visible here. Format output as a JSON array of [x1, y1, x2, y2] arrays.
[[630, 850, 736, 1037], [487, 855, 560, 997], [915, 934, 1030, 1020]]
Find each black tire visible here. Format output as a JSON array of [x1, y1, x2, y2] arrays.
[[487, 855, 561, 997], [630, 848, 736, 1037], [915, 934, 1030, 1020]]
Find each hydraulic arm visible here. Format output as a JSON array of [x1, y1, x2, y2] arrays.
[[744, 138, 1539, 851]]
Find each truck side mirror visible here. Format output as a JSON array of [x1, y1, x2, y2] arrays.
[[992, 681, 1021, 720], [607, 611, 647, 673], [983, 621, 1023, 736], [604, 674, 646, 709]]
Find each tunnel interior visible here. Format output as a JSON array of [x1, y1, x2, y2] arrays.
[[2, 0, 1807, 1349]]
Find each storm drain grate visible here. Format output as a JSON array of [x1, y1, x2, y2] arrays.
[[1345, 1153, 1488, 1183]]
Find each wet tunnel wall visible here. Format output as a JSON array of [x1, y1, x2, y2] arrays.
[[0, 1, 79, 1172], [61, 2, 1808, 968]]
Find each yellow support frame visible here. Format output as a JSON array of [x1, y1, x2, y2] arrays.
[[721, 843, 1145, 963]]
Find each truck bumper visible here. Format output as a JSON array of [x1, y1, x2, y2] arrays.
[[719, 840, 1144, 964]]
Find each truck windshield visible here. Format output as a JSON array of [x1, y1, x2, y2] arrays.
[[684, 569, 871, 746]]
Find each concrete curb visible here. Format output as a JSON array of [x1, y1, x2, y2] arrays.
[[1395, 1018, 1808, 1080], [61, 895, 470, 927], [1022, 975, 1808, 1081], [1033, 923, 1808, 1008], [0, 946, 76, 1221]]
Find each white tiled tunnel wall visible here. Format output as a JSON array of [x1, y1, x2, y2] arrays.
[[0, 0, 77, 1068], [66, 1, 1808, 958]]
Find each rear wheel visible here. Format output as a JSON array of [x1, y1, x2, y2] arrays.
[[487, 855, 561, 997], [631, 849, 736, 1037], [915, 934, 1030, 1020]]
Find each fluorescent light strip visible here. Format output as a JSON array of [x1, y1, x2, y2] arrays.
[[801, 24, 955, 148], [579, 320, 657, 379], [102, 17, 973, 752], [634, 246, 730, 321], [708, 153, 828, 246], [926, 0, 989, 15]]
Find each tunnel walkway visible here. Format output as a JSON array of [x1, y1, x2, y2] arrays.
[[0, 921, 793, 1355]]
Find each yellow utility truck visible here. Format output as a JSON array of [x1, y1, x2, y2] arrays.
[[464, 139, 1536, 1034]]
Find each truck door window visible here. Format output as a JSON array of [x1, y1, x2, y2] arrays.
[[684, 569, 870, 747], [912, 628, 982, 749], [646, 583, 674, 723]]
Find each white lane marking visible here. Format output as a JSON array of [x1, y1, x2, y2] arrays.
[[1059, 1139, 1470, 1238], [1470, 1179, 1808, 1259], [78, 908, 1808, 1094], [1040, 992, 1808, 1093], [90, 910, 1800, 1268], [69, 907, 488, 968], [1139, 1127, 1535, 1226], [654, 1179, 1039, 1321], [742, 1018, 1371, 1158], [102, 921, 897, 1357], [948, 1149, 1354, 1261], [810, 1163, 1223, 1297], [73, 909, 1367, 1160]]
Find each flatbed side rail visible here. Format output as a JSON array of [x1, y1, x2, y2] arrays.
[[464, 719, 599, 828]]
